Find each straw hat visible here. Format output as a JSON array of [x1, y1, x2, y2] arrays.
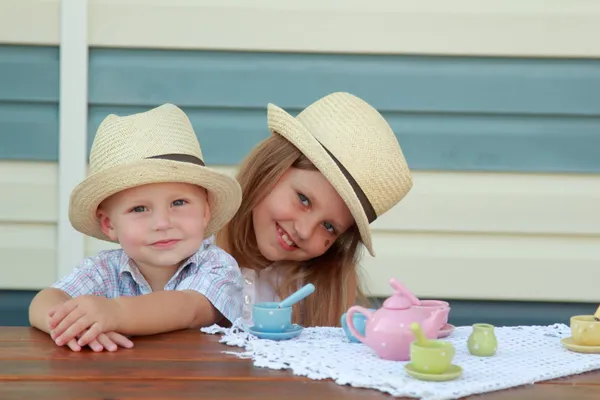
[[69, 103, 242, 242], [267, 92, 412, 256]]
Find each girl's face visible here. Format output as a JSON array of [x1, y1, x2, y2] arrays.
[[252, 167, 354, 262]]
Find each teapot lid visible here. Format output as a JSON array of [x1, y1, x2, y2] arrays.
[[382, 287, 413, 310]]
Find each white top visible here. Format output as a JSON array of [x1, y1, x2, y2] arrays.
[[241, 265, 282, 324]]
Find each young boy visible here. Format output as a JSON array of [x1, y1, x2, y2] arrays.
[[29, 103, 243, 352]]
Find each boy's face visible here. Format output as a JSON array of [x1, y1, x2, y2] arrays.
[[97, 182, 210, 271]]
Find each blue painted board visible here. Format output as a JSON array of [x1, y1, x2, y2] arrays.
[[0, 102, 58, 161], [88, 106, 269, 166], [2, 45, 600, 173], [0, 45, 59, 161], [0, 45, 59, 102], [89, 48, 600, 116], [89, 105, 600, 172]]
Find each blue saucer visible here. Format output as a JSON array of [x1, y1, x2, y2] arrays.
[[248, 324, 304, 341]]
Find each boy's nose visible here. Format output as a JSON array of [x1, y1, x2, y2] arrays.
[[151, 210, 172, 230]]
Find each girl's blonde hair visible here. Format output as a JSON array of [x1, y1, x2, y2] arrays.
[[217, 134, 370, 327]]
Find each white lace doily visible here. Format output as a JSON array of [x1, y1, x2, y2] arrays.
[[201, 321, 600, 400]]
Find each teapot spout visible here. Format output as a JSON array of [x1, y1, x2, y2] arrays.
[[422, 308, 447, 338]]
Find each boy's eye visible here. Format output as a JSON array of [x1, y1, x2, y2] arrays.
[[172, 199, 186, 207], [323, 222, 336, 234], [131, 206, 147, 213], [298, 193, 310, 207]]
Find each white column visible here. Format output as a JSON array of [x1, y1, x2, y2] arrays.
[[57, 0, 88, 279]]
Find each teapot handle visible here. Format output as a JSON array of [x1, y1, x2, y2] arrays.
[[346, 306, 374, 344]]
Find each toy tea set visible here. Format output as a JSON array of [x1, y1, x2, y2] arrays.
[[560, 305, 600, 354], [342, 278, 499, 382], [247, 283, 315, 340], [244, 276, 600, 385]]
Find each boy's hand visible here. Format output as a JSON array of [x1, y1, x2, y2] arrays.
[[62, 331, 134, 352], [48, 295, 123, 347]]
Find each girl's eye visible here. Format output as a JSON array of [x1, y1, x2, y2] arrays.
[[131, 206, 147, 213], [172, 199, 186, 207], [298, 193, 310, 207], [323, 222, 336, 234]]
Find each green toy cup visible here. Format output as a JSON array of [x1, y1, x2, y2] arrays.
[[410, 340, 455, 374]]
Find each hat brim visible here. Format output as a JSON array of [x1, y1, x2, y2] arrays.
[[267, 103, 375, 257], [69, 159, 242, 242]]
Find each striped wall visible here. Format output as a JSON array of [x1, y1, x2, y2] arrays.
[[1, 1, 600, 311], [2, 1, 600, 57]]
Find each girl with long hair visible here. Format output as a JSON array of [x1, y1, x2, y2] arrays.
[[217, 92, 413, 327]]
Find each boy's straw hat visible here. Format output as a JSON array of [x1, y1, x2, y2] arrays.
[[69, 103, 242, 242], [267, 92, 412, 256]]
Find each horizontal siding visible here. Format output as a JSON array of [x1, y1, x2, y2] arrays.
[[373, 172, 600, 235], [88, 106, 269, 170], [90, 49, 600, 115], [3, 1, 600, 58], [0, 103, 59, 161], [4, 162, 596, 301], [0, 46, 59, 102], [89, 105, 600, 173], [86, 236, 120, 258], [86, 49, 600, 173], [0, 223, 56, 290], [0, 45, 59, 161], [86, 231, 600, 302], [0, 1, 59, 46], [0, 162, 58, 289], [0, 162, 57, 223], [87, 1, 600, 58], [363, 232, 600, 302], [197, 167, 600, 237], [3, 45, 600, 173]]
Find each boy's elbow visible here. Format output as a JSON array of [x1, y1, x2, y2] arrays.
[[28, 290, 48, 331], [28, 288, 71, 331], [184, 291, 221, 328]]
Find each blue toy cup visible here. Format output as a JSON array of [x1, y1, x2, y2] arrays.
[[252, 302, 292, 332], [341, 308, 375, 343]]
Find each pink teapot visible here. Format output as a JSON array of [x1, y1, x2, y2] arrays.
[[346, 278, 446, 361]]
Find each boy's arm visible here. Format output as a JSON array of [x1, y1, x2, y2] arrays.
[[29, 288, 72, 333], [29, 255, 108, 333], [113, 290, 220, 336], [113, 247, 244, 336]]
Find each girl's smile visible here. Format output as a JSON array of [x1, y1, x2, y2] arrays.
[[276, 223, 298, 251], [252, 167, 354, 262]]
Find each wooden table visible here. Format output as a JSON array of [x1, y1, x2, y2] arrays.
[[0, 327, 598, 399]]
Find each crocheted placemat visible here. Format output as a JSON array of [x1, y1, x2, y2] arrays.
[[201, 321, 600, 400]]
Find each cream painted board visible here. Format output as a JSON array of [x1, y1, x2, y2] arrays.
[[0, 162, 57, 223], [88, 0, 600, 57], [2, 162, 598, 235], [0, 223, 56, 289], [84, 229, 600, 303], [215, 166, 600, 236], [0, 0, 60, 45], [362, 231, 600, 302], [371, 171, 600, 235], [85, 236, 121, 258]]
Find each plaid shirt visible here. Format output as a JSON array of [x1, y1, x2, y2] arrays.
[[51, 237, 243, 323]]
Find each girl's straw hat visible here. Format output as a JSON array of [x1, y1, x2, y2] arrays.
[[69, 103, 242, 242], [267, 92, 412, 256]]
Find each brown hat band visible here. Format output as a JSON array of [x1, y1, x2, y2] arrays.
[[147, 153, 205, 166], [315, 140, 377, 223]]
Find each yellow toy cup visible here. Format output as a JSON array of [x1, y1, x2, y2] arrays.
[[571, 315, 600, 346]]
